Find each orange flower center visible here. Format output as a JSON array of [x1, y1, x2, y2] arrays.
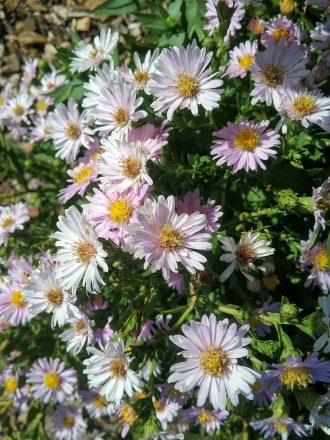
[[65, 122, 81, 140], [108, 197, 133, 224], [199, 347, 229, 376], [46, 288, 64, 306], [74, 241, 96, 264], [292, 93, 317, 118], [263, 64, 284, 87], [176, 73, 199, 98], [158, 224, 184, 251], [233, 128, 260, 151]]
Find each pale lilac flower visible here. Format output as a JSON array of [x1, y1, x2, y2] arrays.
[[81, 389, 115, 418], [84, 296, 108, 315], [204, 0, 245, 43], [155, 314, 172, 332], [0, 83, 12, 119], [26, 357, 77, 403], [58, 160, 98, 204], [300, 239, 330, 294], [35, 96, 53, 116], [251, 39, 309, 109], [47, 98, 93, 163], [40, 71, 68, 94], [60, 314, 94, 355], [156, 383, 189, 406], [180, 407, 229, 434], [40, 249, 54, 270], [314, 296, 330, 353], [219, 232, 275, 282], [92, 316, 116, 345], [82, 61, 116, 113], [313, 177, 330, 230], [168, 314, 259, 410], [252, 373, 277, 407], [83, 338, 141, 403], [70, 28, 119, 73], [176, 188, 222, 233], [211, 120, 281, 172], [167, 272, 185, 294], [139, 359, 161, 382], [225, 40, 258, 78], [127, 195, 212, 281], [127, 122, 170, 162], [153, 397, 180, 430], [21, 58, 38, 88], [149, 41, 223, 120], [137, 319, 156, 341], [30, 117, 50, 142], [51, 404, 86, 440], [310, 17, 330, 67], [7, 256, 33, 284], [261, 16, 301, 47], [0, 366, 21, 399], [4, 93, 33, 125], [0, 282, 30, 326], [124, 49, 160, 93], [52, 206, 108, 294], [250, 417, 310, 440]]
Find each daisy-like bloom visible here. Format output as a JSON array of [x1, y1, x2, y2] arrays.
[[60, 314, 94, 355], [139, 359, 162, 382], [251, 39, 309, 109], [40, 71, 68, 94], [51, 404, 86, 440], [92, 79, 146, 137], [251, 417, 310, 440], [4, 93, 33, 125], [204, 0, 245, 43], [168, 314, 260, 410], [23, 267, 80, 328], [261, 16, 301, 47], [0, 282, 30, 326], [314, 296, 330, 353], [313, 177, 330, 230], [35, 96, 53, 117], [176, 188, 222, 233], [181, 407, 229, 434], [82, 61, 116, 113], [0, 366, 21, 399], [116, 404, 138, 438], [310, 391, 330, 435], [99, 137, 152, 193], [264, 353, 330, 392], [86, 186, 147, 246], [128, 122, 170, 162], [8, 256, 33, 284], [125, 49, 160, 93], [58, 159, 98, 204], [70, 28, 119, 73], [137, 319, 156, 341], [211, 120, 280, 173], [47, 98, 93, 163], [30, 117, 50, 142], [84, 295, 108, 315], [26, 357, 77, 404], [81, 389, 115, 418], [300, 240, 330, 294], [310, 17, 330, 67], [225, 40, 258, 79], [52, 206, 108, 294], [153, 397, 180, 430], [252, 374, 277, 407], [127, 195, 212, 281], [149, 41, 223, 120], [167, 272, 185, 294], [21, 58, 38, 88], [219, 231, 275, 282], [83, 338, 141, 403], [280, 85, 330, 132], [247, 17, 266, 35], [92, 316, 116, 346]]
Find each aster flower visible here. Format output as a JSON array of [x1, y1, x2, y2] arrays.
[[310, 17, 330, 67], [310, 391, 330, 435], [139, 359, 161, 382], [99, 137, 152, 193], [0, 366, 21, 399], [261, 16, 301, 47], [7, 255, 33, 284], [4, 93, 33, 125], [300, 239, 330, 294], [84, 295, 108, 315], [51, 404, 86, 440], [0, 282, 30, 326], [167, 272, 186, 294], [251, 417, 310, 439], [23, 267, 80, 328], [83, 338, 141, 403], [40, 71, 68, 94], [82, 61, 116, 113], [52, 206, 108, 294], [149, 41, 223, 120], [137, 319, 157, 341], [225, 40, 258, 79], [251, 39, 309, 109], [81, 389, 115, 418], [47, 98, 93, 163], [248, 17, 266, 35], [181, 407, 229, 434], [124, 49, 160, 93], [168, 314, 259, 410], [204, 0, 245, 43], [219, 231, 275, 281], [313, 177, 330, 230], [153, 397, 180, 430], [86, 185, 148, 245], [0, 203, 29, 245], [314, 296, 330, 353], [26, 357, 77, 403], [60, 314, 94, 355], [92, 316, 116, 346], [127, 195, 212, 281], [116, 404, 138, 438], [30, 116, 50, 142], [127, 122, 170, 162], [70, 28, 119, 73], [35, 96, 53, 116], [0, 83, 12, 119], [156, 384, 188, 406], [251, 373, 277, 407]]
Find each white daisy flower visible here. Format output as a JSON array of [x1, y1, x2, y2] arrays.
[[149, 41, 223, 120], [83, 338, 141, 403], [47, 98, 94, 163], [310, 17, 330, 68], [51, 404, 87, 440], [168, 314, 259, 410], [219, 232, 275, 282], [70, 28, 119, 73], [40, 71, 68, 94], [60, 314, 94, 355], [153, 397, 180, 431], [123, 49, 160, 93], [0, 203, 30, 246], [52, 206, 108, 294], [99, 137, 153, 193], [23, 267, 80, 328], [5, 93, 34, 125]]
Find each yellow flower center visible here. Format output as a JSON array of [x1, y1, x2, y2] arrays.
[[108, 197, 133, 224], [74, 241, 96, 264], [274, 422, 289, 433], [4, 377, 18, 393], [134, 391, 148, 399], [263, 64, 284, 87], [113, 107, 130, 127], [63, 414, 75, 428], [109, 358, 127, 378], [250, 381, 262, 393], [292, 93, 317, 118], [0, 96, 5, 106], [280, 0, 295, 13], [134, 70, 150, 86], [153, 400, 165, 412], [72, 164, 94, 184], [313, 249, 329, 271], [279, 366, 311, 390], [197, 411, 216, 424], [235, 243, 257, 265], [121, 157, 142, 179], [158, 224, 184, 251], [176, 73, 199, 98], [11, 290, 25, 308], [14, 104, 25, 116], [199, 347, 229, 376], [233, 128, 260, 151], [75, 318, 87, 332], [92, 394, 105, 408], [43, 372, 61, 389], [36, 100, 47, 112], [1, 216, 15, 228], [238, 54, 255, 70], [65, 122, 81, 140], [263, 274, 280, 290], [273, 28, 291, 43], [89, 47, 105, 60], [46, 288, 64, 306], [120, 404, 138, 426]]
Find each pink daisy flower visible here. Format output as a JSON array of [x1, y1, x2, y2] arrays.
[[92, 316, 116, 346], [86, 185, 148, 246], [127, 122, 170, 162], [0, 282, 30, 326], [26, 357, 77, 404], [225, 40, 258, 79], [127, 195, 212, 281], [211, 120, 281, 172], [0, 203, 30, 245], [261, 16, 301, 47], [167, 272, 186, 294]]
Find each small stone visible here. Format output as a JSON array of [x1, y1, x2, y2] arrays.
[[75, 17, 91, 32], [18, 31, 46, 46], [4, 0, 20, 12]]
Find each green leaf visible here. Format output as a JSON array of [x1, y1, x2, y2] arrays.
[[252, 339, 280, 358], [168, 0, 182, 18], [294, 311, 323, 340], [186, 0, 204, 40], [136, 13, 169, 31], [48, 78, 84, 104], [159, 32, 185, 46]]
